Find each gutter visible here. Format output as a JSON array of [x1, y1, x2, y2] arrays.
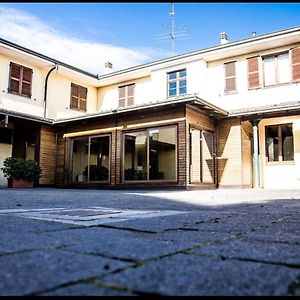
[[44, 64, 58, 118]]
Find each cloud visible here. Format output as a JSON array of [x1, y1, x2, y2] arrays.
[[0, 6, 169, 74]]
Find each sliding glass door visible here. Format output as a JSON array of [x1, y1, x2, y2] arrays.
[[123, 125, 177, 182], [71, 135, 110, 182]]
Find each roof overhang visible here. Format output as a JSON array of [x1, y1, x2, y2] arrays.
[[54, 94, 228, 125], [228, 101, 300, 120]]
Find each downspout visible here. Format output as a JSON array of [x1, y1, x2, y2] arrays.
[[44, 64, 58, 118], [251, 119, 261, 189]]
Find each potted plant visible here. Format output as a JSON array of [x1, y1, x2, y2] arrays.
[[1, 157, 42, 188]]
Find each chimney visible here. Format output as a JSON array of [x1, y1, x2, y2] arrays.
[[220, 32, 228, 45], [103, 61, 113, 74], [252, 31, 256, 37]]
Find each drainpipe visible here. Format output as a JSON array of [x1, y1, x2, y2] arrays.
[[251, 119, 260, 189], [44, 64, 58, 118]]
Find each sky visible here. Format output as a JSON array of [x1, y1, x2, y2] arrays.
[[1, 2, 300, 75]]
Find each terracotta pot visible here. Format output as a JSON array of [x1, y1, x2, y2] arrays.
[[8, 178, 34, 188]]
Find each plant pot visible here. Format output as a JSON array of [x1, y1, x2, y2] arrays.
[[8, 178, 34, 188]]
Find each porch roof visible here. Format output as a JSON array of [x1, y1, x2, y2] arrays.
[[53, 93, 229, 125], [228, 101, 300, 119]]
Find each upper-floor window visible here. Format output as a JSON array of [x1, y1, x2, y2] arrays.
[[167, 69, 186, 97], [224, 61, 236, 93], [265, 123, 294, 163], [118, 83, 135, 108], [8, 62, 33, 98], [70, 83, 87, 112], [262, 52, 290, 86]]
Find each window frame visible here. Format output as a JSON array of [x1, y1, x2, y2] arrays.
[[8, 62, 33, 98], [167, 69, 187, 98], [118, 83, 135, 108], [262, 51, 290, 87], [70, 83, 88, 112], [265, 123, 294, 164], [224, 60, 237, 94]]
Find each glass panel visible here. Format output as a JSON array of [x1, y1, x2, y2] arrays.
[[179, 70, 186, 78], [149, 127, 176, 180], [266, 126, 278, 162], [71, 138, 89, 182], [169, 89, 177, 97], [263, 56, 276, 86], [169, 82, 176, 89], [278, 53, 290, 84], [282, 124, 294, 161], [168, 72, 176, 80], [124, 131, 147, 180], [88, 136, 110, 181], [179, 79, 186, 87], [26, 136, 36, 160], [179, 87, 187, 94], [225, 62, 235, 77]]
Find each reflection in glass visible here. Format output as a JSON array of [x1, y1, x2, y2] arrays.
[[124, 131, 147, 180], [71, 138, 89, 182]]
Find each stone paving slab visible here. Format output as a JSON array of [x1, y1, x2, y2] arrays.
[[40, 226, 195, 262], [188, 237, 300, 266], [99, 253, 300, 296], [41, 283, 137, 296], [0, 249, 132, 296]]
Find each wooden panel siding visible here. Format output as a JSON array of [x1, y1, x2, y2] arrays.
[[39, 125, 57, 185], [55, 129, 66, 187], [217, 118, 242, 187]]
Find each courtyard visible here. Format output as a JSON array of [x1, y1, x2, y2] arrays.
[[0, 188, 299, 296]]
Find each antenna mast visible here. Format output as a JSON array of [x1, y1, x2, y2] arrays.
[[155, 2, 190, 55], [170, 2, 175, 53]]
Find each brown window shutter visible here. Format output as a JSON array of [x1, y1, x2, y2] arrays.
[[224, 61, 236, 92], [79, 99, 86, 111], [9, 63, 21, 93], [291, 47, 300, 82], [127, 96, 134, 106], [119, 98, 125, 108], [247, 56, 260, 89], [21, 67, 33, 97], [70, 83, 78, 109]]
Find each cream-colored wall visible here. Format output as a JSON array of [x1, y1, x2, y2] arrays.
[[47, 72, 97, 119], [259, 115, 300, 189], [205, 44, 300, 111], [0, 143, 12, 187], [0, 53, 98, 120], [0, 53, 45, 117]]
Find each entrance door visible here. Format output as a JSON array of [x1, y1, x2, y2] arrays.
[[190, 128, 215, 184]]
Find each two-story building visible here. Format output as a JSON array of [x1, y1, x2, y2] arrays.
[[1, 25, 300, 189]]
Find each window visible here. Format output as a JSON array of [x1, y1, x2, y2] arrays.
[[8, 62, 33, 98], [263, 52, 290, 86], [265, 124, 294, 162], [70, 83, 87, 112], [118, 84, 135, 108], [167, 69, 186, 97], [123, 126, 177, 181], [224, 61, 236, 93], [70, 135, 110, 182]]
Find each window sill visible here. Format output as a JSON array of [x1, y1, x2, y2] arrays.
[[224, 90, 238, 95], [69, 107, 87, 113], [263, 82, 292, 89], [7, 91, 31, 99], [265, 161, 295, 166]]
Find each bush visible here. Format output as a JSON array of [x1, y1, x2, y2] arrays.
[[1, 157, 42, 182]]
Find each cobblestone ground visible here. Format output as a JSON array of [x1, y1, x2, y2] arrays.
[[0, 188, 299, 296]]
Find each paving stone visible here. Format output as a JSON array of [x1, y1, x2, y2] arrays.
[[0, 249, 131, 296], [41, 283, 136, 296], [50, 227, 195, 261], [189, 237, 300, 265], [100, 253, 300, 296]]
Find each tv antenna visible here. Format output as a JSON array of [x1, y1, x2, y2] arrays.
[[155, 2, 190, 55]]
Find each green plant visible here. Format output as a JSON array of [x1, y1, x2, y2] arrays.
[[1, 157, 42, 181]]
